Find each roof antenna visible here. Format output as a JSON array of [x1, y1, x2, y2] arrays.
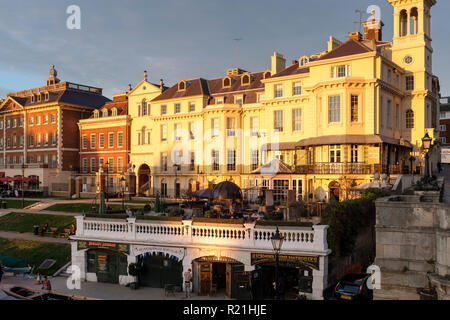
[[354, 9, 364, 33], [233, 38, 243, 68]]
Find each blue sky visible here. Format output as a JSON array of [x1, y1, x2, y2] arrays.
[[0, 0, 449, 99]]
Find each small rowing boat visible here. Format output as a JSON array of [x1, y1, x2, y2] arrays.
[[0, 284, 100, 300]]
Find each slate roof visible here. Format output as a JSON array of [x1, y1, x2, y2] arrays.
[[317, 39, 373, 61], [151, 78, 210, 102]]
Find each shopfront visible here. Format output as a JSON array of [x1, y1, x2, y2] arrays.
[[193, 256, 246, 299], [137, 252, 183, 288], [78, 241, 130, 284], [250, 253, 319, 299]]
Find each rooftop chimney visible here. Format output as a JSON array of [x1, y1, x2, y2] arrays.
[[362, 10, 384, 42], [348, 32, 363, 41], [271, 52, 286, 75]]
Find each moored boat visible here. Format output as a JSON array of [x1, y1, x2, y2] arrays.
[[0, 284, 100, 300]]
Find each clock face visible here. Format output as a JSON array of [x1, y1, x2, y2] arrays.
[[404, 56, 413, 65]]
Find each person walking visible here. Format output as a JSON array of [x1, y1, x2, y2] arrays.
[[0, 259, 4, 283], [41, 276, 52, 291], [183, 268, 192, 298]]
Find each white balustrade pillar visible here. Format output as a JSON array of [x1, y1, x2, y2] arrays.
[[127, 217, 136, 240], [183, 219, 193, 243], [312, 225, 329, 252], [75, 215, 84, 236]]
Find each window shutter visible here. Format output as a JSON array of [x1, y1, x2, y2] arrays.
[[346, 64, 351, 76], [138, 105, 141, 117]]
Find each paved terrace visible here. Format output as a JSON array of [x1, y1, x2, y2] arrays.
[[1, 275, 228, 300]]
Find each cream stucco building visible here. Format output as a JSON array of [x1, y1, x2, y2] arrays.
[[126, 0, 440, 203]]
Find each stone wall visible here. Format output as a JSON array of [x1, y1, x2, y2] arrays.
[[374, 193, 450, 300]]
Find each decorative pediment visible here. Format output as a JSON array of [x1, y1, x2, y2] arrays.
[[0, 97, 25, 112]]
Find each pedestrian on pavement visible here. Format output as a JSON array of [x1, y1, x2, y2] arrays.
[[41, 276, 52, 291], [184, 268, 192, 298], [70, 224, 76, 235], [0, 259, 4, 283]]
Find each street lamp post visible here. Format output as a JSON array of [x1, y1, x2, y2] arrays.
[[105, 161, 109, 203], [21, 163, 25, 209], [414, 132, 439, 191], [271, 227, 284, 299], [120, 176, 126, 210]]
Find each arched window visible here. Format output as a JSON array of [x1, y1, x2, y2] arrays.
[[410, 8, 418, 35], [102, 109, 108, 117], [241, 74, 250, 85], [178, 81, 186, 91], [223, 77, 231, 88], [406, 109, 414, 129], [94, 110, 99, 118], [112, 108, 118, 116], [299, 56, 309, 66], [263, 71, 271, 79], [399, 10, 408, 37]]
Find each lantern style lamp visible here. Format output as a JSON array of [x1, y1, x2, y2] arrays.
[[271, 227, 284, 299]]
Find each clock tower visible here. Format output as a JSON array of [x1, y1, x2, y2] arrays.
[[389, 0, 439, 148]]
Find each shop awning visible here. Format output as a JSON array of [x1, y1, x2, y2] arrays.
[[0, 176, 36, 182]]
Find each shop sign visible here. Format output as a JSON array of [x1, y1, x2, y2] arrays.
[[251, 253, 320, 270], [132, 245, 184, 260], [78, 240, 130, 254]]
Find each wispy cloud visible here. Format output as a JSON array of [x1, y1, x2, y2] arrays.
[[0, 0, 449, 97]]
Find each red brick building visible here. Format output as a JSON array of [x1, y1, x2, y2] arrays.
[[439, 97, 450, 146], [0, 66, 110, 195], [78, 92, 130, 197]]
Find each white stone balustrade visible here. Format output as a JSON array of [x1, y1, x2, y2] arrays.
[[75, 216, 329, 254]]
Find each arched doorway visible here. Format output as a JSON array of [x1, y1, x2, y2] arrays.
[[193, 256, 247, 298], [138, 164, 151, 196], [137, 252, 182, 288], [174, 179, 181, 198], [329, 181, 340, 202]]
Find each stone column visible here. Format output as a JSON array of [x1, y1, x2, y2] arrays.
[[75, 176, 82, 198], [70, 242, 87, 281], [311, 255, 328, 300]]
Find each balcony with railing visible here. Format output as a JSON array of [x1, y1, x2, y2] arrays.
[[294, 163, 402, 175], [73, 216, 329, 254]]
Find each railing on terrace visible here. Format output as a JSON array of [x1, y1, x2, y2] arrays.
[[74, 216, 329, 253], [294, 163, 402, 175], [150, 164, 403, 175]]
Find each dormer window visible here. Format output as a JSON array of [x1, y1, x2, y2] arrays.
[[235, 95, 244, 104], [102, 109, 108, 117], [223, 77, 232, 88], [112, 108, 118, 116], [37, 94, 41, 102], [299, 56, 309, 66], [216, 97, 224, 104], [44, 92, 49, 100], [241, 74, 250, 85], [263, 71, 271, 79], [31, 95, 35, 103], [178, 81, 186, 91], [94, 110, 99, 118]]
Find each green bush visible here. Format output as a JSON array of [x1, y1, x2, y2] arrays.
[[168, 207, 184, 217], [264, 211, 283, 221], [204, 210, 218, 219], [321, 198, 375, 257], [362, 188, 391, 202]]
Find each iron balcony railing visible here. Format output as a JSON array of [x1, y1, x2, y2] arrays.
[[294, 163, 402, 175]]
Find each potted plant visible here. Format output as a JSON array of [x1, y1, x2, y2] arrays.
[[128, 263, 141, 290]]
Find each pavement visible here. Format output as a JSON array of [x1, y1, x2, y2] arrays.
[[1, 275, 231, 300], [0, 231, 71, 244]]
